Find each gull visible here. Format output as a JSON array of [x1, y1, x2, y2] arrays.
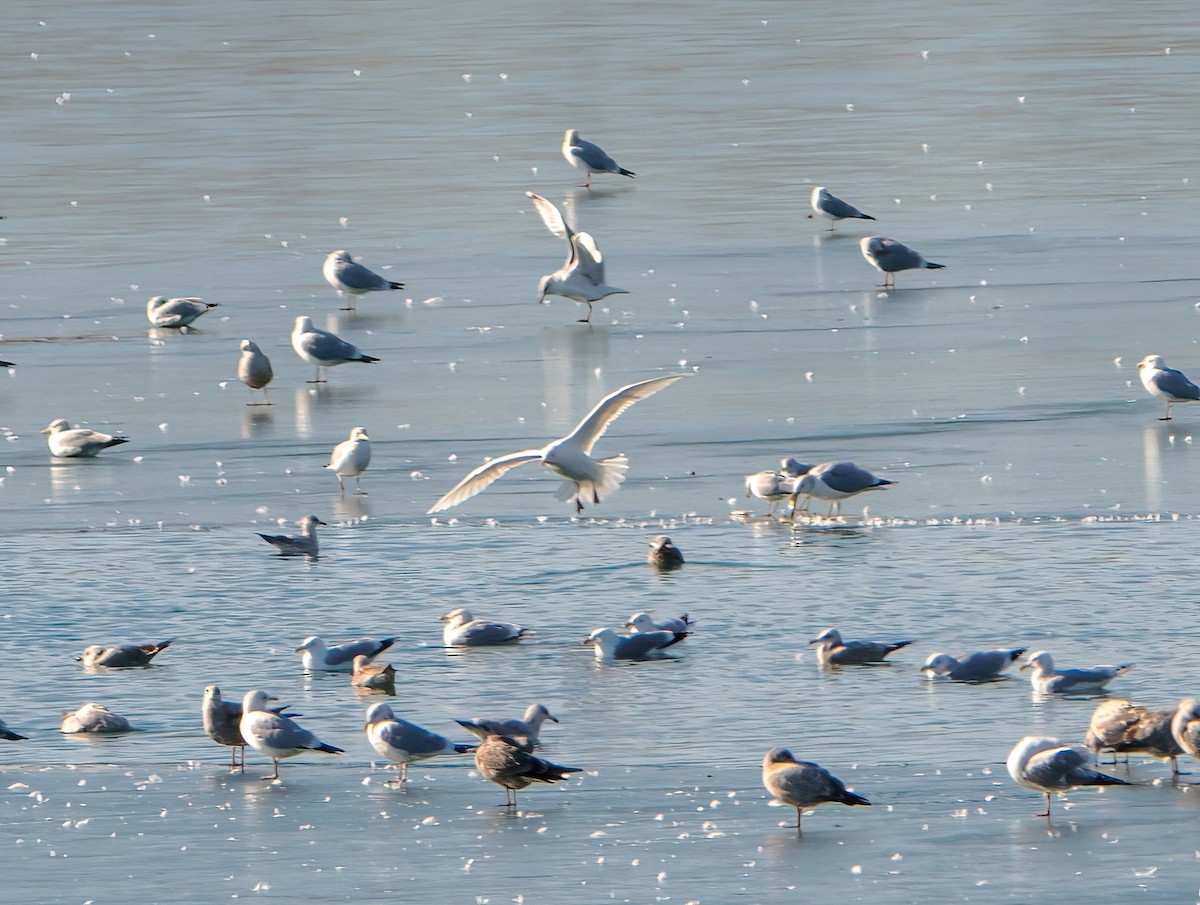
[[474, 733, 581, 807], [455, 704, 559, 749], [61, 702, 132, 734], [1171, 698, 1200, 764], [441, 607, 527, 646], [1020, 650, 1133, 695], [781, 458, 813, 477], [325, 426, 371, 496], [745, 470, 798, 516], [583, 626, 687, 661], [788, 461, 893, 517], [427, 373, 688, 515], [364, 703, 475, 786], [296, 635, 395, 672], [202, 685, 298, 772], [79, 640, 173, 668], [1084, 699, 1183, 774], [809, 627, 911, 666], [237, 339, 273, 405], [810, 187, 875, 231], [1137, 354, 1200, 420], [351, 655, 396, 694], [646, 535, 684, 569], [625, 612, 692, 634], [323, 250, 404, 311], [146, 295, 218, 328], [290, 315, 380, 383], [860, 236, 944, 289], [42, 419, 129, 458], [239, 689, 343, 780], [0, 719, 27, 741], [526, 191, 628, 323], [1006, 735, 1129, 818], [762, 748, 870, 833], [561, 128, 635, 188], [257, 515, 325, 557], [920, 648, 1026, 681]]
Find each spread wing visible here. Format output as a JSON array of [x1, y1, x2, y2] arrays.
[[526, 192, 573, 243], [427, 449, 546, 513], [572, 233, 606, 285], [567, 374, 689, 455]]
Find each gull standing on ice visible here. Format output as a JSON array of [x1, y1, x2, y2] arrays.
[[646, 535, 684, 569], [745, 470, 798, 516], [810, 187, 875, 231], [79, 640, 173, 668], [809, 628, 911, 666], [325, 426, 371, 496], [1020, 650, 1133, 695], [1084, 699, 1183, 774], [1006, 735, 1128, 818], [239, 689, 343, 780], [427, 373, 689, 515], [42, 419, 128, 458], [1137, 354, 1200, 420], [474, 733, 582, 807], [526, 191, 627, 323], [290, 315, 379, 384], [364, 702, 475, 786], [296, 635, 395, 672], [788, 461, 893, 517], [202, 684, 298, 772], [561, 128, 635, 188], [146, 296, 218, 328], [583, 626, 687, 661], [762, 748, 870, 833], [237, 339, 273, 405], [323, 250, 404, 312], [0, 719, 27, 741], [61, 703, 132, 734], [455, 704, 559, 748], [441, 607, 527, 646], [920, 648, 1025, 681], [625, 612, 692, 634], [860, 236, 944, 289], [257, 515, 325, 557]]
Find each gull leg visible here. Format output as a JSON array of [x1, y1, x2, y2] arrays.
[[337, 475, 346, 498], [355, 476, 367, 496], [1033, 792, 1052, 819], [262, 758, 281, 781], [1161, 402, 1173, 421], [794, 806, 804, 832], [578, 301, 593, 323]]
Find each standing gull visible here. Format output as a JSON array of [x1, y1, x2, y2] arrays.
[[61, 703, 132, 734], [561, 128, 635, 188], [441, 607, 527, 646], [296, 635, 395, 672], [201, 685, 298, 772], [455, 704, 559, 749], [325, 426, 371, 496], [646, 535, 684, 569], [745, 470, 798, 516], [237, 339, 273, 405], [323, 250, 404, 312], [762, 748, 870, 833], [290, 315, 379, 383], [146, 296, 218, 328], [860, 236, 944, 289], [1006, 735, 1128, 818], [1020, 650, 1132, 695], [364, 703, 475, 787], [257, 515, 325, 557], [474, 733, 582, 807], [427, 373, 688, 515], [583, 626, 687, 661], [810, 187, 875, 231], [788, 461, 893, 517], [1137, 354, 1200, 421], [625, 612, 692, 634], [920, 648, 1025, 681], [809, 628, 910, 666], [239, 689, 343, 781], [42, 419, 128, 458], [0, 719, 27, 741], [1084, 699, 1183, 774], [1170, 698, 1200, 764], [79, 640, 173, 668], [526, 191, 628, 323]]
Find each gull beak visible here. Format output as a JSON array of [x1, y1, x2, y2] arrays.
[[1018, 662, 1031, 671]]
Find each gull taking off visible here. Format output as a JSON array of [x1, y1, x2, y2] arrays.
[[237, 339, 273, 405], [1006, 735, 1128, 818], [561, 128, 635, 188], [323, 250, 404, 312], [427, 373, 688, 515], [146, 296, 218, 328], [42, 419, 128, 458], [810, 187, 875, 231], [1137, 354, 1200, 420], [762, 748, 870, 833], [860, 236, 944, 289], [326, 427, 371, 496], [290, 315, 379, 383]]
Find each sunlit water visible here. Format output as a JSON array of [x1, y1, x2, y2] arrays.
[[5, 1, 1200, 902]]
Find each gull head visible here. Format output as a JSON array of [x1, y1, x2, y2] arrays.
[[348, 426, 370, 441], [583, 627, 618, 650], [1137, 354, 1165, 371], [624, 613, 655, 631], [536, 274, 551, 304], [295, 636, 324, 654], [293, 315, 315, 335], [441, 607, 472, 625], [364, 702, 396, 729], [242, 689, 278, 712], [42, 419, 71, 435], [920, 653, 956, 675], [240, 339, 261, 354], [328, 250, 352, 265], [1021, 650, 1053, 672], [763, 747, 800, 768], [809, 627, 842, 646]]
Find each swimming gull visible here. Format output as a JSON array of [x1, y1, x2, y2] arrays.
[[1020, 650, 1132, 695], [646, 535, 684, 569], [146, 295, 219, 328], [325, 426, 371, 497], [364, 702, 475, 787], [290, 315, 380, 384], [561, 128, 635, 188], [79, 640, 173, 669], [474, 733, 582, 807], [919, 648, 1025, 681], [351, 655, 397, 694], [296, 635, 395, 672], [1170, 698, 1200, 764], [525, 191, 628, 323], [441, 607, 527, 646], [42, 419, 129, 458], [0, 719, 27, 741], [788, 461, 893, 517], [257, 515, 325, 557], [1084, 699, 1183, 774], [239, 689, 343, 780], [1137, 354, 1200, 421], [624, 612, 692, 634], [427, 373, 689, 515], [860, 236, 944, 289], [1006, 735, 1129, 818], [455, 704, 559, 749], [761, 748, 870, 833], [61, 702, 132, 734], [810, 187, 875, 232], [237, 339, 274, 406], [323, 250, 404, 311], [809, 628, 911, 666], [202, 684, 299, 772], [583, 626, 687, 661], [745, 470, 798, 516]]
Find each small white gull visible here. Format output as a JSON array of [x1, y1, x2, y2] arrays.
[[42, 419, 128, 458], [257, 515, 325, 557], [441, 607, 527, 646], [1006, 735, 1128, 818], [325, 426, 371, 497], [860, 236, 944, 289], [1020, 650, 1132, 694], [323, 250, 404, 312], [920, 648, 1025, 681], [146, 295, 218, 328], [363, 702, 475, 786], [583, 626, 686, 661], [290, 315, 379, 384], [809, 628, 910, 666], [810, 187, 875, 231], [239, 689, 343, 780], [455, 704, 558, 748], [296, 635, 395, 672], [561, 128, 635, 188], [1137, 354, 1200, 421]]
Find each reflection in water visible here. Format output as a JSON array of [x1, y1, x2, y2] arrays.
[[540, 326, 610, 434], [333, 493, 372, 523], [294, 386, 333, 438], [241, 406, 274, 439], [1142, 424, 1166, 512], [48, 460, 121, 500]]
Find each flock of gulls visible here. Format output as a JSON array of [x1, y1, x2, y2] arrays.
[[8, 128, 1200, 836]]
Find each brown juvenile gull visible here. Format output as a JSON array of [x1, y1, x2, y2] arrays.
[[1084, 699, 1183, 774], [859, 236, 944, 289], [761, 748, 870, 833], [351, 655, 396, 694], [809, 628, 910, 666], [646, 535, 684, 569], [364, 702, 475, 787], [919, 648, 1025, 682], [239, 689, 343, 781], [1170, 697, 1200, 765], [146, 295, 218, 328], [1006, 735, 1129, 818], [258, 515, 325, 557], [42, 419, 129, 458], [79, 640, 173, 669], [474, 733, 582, 807], [61, 702, 132, 734], [296, 635, 395, 672], [441, 607, 528, 647], [455, 704, 559, 749]]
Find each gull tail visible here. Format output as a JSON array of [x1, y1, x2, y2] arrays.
[[1070, 767, 1129, 787], [527, 755, 583, 784], [355, 355, 381, 364], [388, 281, 404, 290], [618, 167, 635, 178], [314, 742, 344, 755], [924, 262, 946, 270], [839, 790, 872, 806], [857, 214, 876, 221], [104, 437, 130, 449]]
